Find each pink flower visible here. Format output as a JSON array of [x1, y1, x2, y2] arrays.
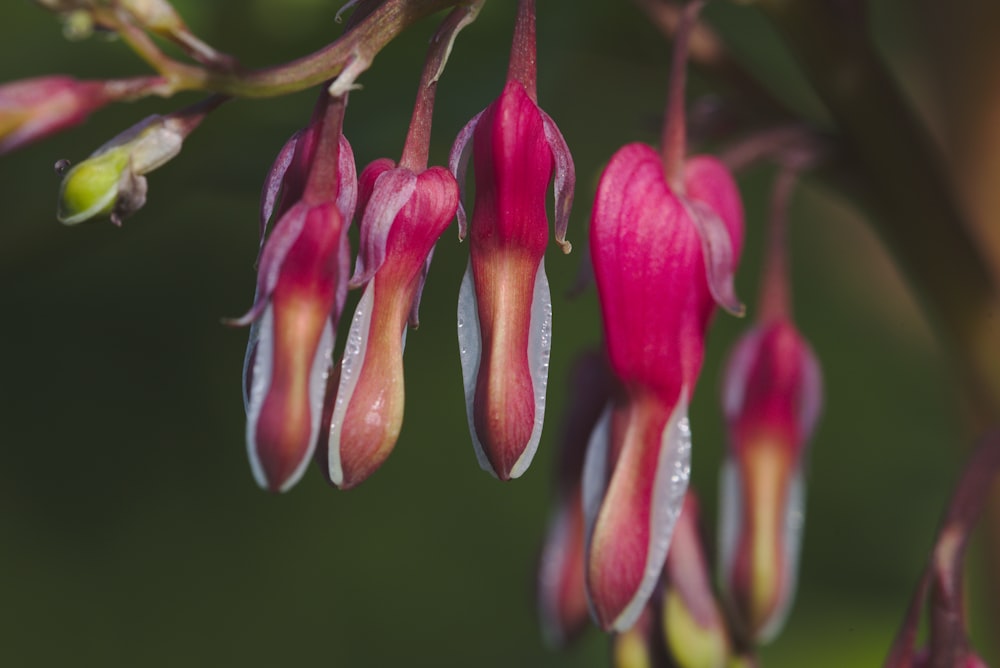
[[235, 93, 357, 493], [449, 0, 574, 481], [718, 318, 822, 641], [583, 144, 743, 631], [537, 351, 610, 647], [0, 76, 110, 155], [321, 158, 458, 489]]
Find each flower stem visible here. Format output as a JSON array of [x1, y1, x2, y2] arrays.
[[399, 2, 483, 172], [303, 94, 347, 205], [660, 0, 707, 188], [758, 166, 795, 322], [506, 0, 537, 101]]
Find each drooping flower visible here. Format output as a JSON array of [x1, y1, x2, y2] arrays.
[[583, 0, 743, 632], [450, 0, 574, 481], [318, 5, 476, 490], [0, 76, 112, 156], [323, 160, 458, 488], [235, 91, 357, 493], [537, 351, 610, 647], [718, 319, 821, 642], [717, 164, 822, 643]]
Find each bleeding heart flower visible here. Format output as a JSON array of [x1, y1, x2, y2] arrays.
[[234, 92, 357, 493], [583, 142, 743, 633], [322, 158, 458, 489], [450, 0, 574, 481], [718, 319, 822, 642]]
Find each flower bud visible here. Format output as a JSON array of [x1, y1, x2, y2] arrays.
[[323, 159, 458, 489], [450, 81, 574, 482], [237, 93, 357, 493], [448, 0, 574, 482], [0, 76, 109, 156], [718, 319, 822, 642], [56, 113, 188, 225]]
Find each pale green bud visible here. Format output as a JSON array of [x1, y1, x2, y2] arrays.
[[57, 115, 185, 225]]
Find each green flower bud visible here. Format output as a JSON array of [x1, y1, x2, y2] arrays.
[[56, 115, 185, 226]]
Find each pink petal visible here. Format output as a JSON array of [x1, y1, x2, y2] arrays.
[[541, 110, 575, 253], [229, 203, 310, 326], [259, 130, 301, 244], [448, 109, 483, 240], [583, 390, 692, 632], [683, 196, 744, 316], [349, 167, 418, 287], [336, 134, 358, 223]]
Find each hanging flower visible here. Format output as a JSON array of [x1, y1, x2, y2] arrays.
[[450, 0, 574, 481]]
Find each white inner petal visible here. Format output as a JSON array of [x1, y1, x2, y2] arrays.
[[245, 305, 276, 490], [508, 261, 553, 479], [328, 281, 376, 487], [456, 260, 492, 475], [612, 390, 692, 632]]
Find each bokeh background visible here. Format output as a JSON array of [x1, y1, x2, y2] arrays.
[[0, 1, 996, 665]]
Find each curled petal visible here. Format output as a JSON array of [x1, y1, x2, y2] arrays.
[[357, 158, 397, 219], [260, 130, 301, 244], [541, 110, 575, 254], [584, 390, 692, 632], [447, 109, 484, 240], [336, 134, 359, 223], [683, 197, 744, 316], [228, 203, 310, 326], [350, 168, 418, 287]]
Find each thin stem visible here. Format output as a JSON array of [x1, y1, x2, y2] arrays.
[[94, 7, 204, 89], [758, 166, 795, 322], [506, 0, 537, 100], [660, 0, 707, 187], [399, 2, 482, 171], [885, 431, 1000, 666], [303, 94, 347, 205], [196, 0, 464, 98]]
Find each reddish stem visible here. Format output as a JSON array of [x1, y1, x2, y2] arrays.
[[660, 0, 706, 187], [506, 0, 538, 101], [758, 165, 795, 322], [303, 94, 347, 204], [884, 430, 1000, 667], [400, 5, 477, 171]]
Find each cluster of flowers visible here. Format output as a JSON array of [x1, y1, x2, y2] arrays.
[[37, 0, 1000, 665]]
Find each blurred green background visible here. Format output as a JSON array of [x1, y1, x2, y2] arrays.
[[0, 1, 993, 666]]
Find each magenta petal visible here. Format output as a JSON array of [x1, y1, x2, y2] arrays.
[[357, 158, 397, 220], [448, 109, 484, 240], [350, 168, 418, 287], [798, 342, 824, 440], [583, 391, 692, 632], [683, 196, 744, 316], [259, 130, 301, 244], [541, 110, 575, 253], [229, 204, 310, 327]]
